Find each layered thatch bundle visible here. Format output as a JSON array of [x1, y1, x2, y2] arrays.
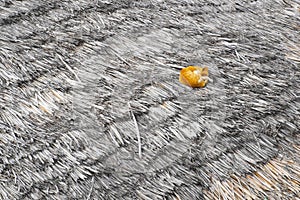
[[0, 0, 299, 199]]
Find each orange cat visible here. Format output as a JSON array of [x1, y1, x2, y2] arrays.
[[179, 66, 209, 88]]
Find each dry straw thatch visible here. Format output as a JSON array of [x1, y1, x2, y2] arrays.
[[0, 0, 299, 199]]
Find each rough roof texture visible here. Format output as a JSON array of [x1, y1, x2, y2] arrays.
[[0, 0, 299, 199]]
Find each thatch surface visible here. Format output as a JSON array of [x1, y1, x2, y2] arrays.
[[0, 0, 299, 199]]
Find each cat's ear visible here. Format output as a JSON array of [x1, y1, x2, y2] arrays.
[[201, 67, 209, 76]]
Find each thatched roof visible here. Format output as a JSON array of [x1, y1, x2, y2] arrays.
[[0, 0, 299, 199]]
